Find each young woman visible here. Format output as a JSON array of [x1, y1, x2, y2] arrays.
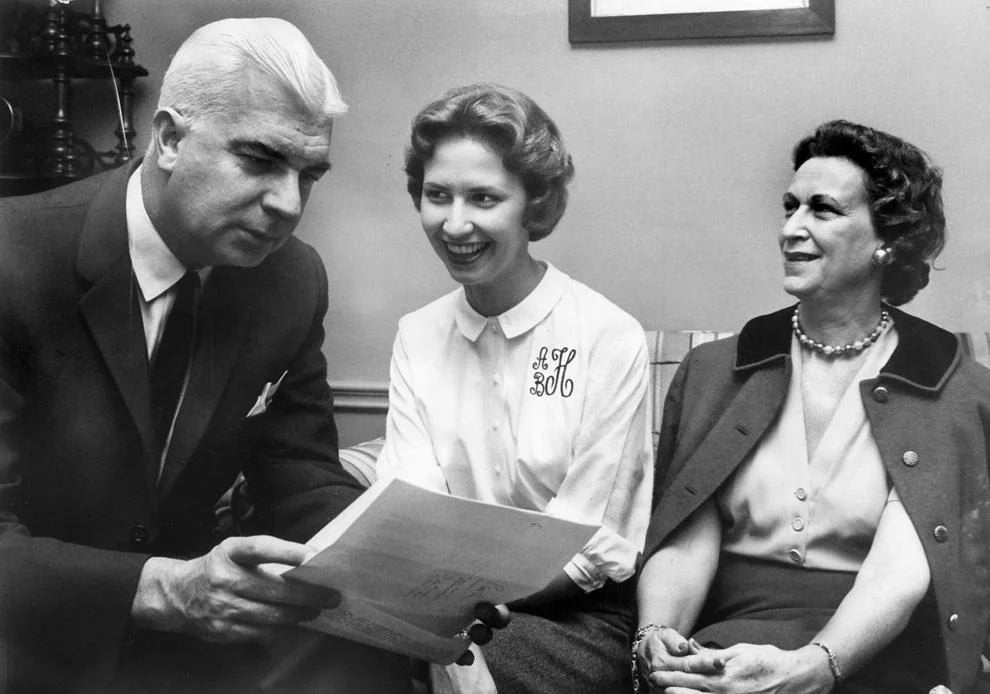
[[377, 84, 653, 693]]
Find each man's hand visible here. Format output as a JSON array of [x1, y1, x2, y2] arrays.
[[131, 535, 340, 642]]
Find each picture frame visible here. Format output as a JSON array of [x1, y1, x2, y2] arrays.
[[568, 0, 835, 43]]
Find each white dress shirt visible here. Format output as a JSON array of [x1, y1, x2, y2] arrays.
[[718, 324, 899, 571], [377, 263, 653, 591], [125, 166, 209, 359]]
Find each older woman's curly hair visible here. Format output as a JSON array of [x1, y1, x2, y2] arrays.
[[793, 120, 945, 305], [404, 84, 575, 241]]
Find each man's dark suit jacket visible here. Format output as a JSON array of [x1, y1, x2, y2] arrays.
[[0, 162, 367, 691]]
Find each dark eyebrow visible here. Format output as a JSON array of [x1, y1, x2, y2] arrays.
[[231, 139, 284, 161], [809, 193, 842, 207]]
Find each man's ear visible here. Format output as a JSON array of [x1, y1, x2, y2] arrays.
[[151, 108, 187, 173]]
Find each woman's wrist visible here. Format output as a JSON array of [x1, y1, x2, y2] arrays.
[[631, 623, 666, 694], [796, 643, 840, 692]]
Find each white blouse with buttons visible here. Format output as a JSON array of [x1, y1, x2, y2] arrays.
[[717, 325, 900, 572], [377, 263, 653, 591]]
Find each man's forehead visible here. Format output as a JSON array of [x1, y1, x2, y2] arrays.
[[223, 112, 333, 164]]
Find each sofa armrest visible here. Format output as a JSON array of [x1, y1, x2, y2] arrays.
[[338, 436, 386, 488]]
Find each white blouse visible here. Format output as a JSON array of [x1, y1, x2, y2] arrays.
[[718, 324, 899, 572], [377, 263, 653, 591]]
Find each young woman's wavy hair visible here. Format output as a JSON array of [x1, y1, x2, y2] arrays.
[[793, 120, 945, 305], [405, 84, 574, 241]]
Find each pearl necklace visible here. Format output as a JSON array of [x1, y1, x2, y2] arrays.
[[791, 306, 890, 357]]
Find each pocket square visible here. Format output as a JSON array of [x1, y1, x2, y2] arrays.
[[246, 370, 287, 417]]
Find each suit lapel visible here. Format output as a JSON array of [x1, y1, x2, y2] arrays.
[[156, 267, 251, 499], [653, 365, 790, 543], [76, 163, 157, 464]]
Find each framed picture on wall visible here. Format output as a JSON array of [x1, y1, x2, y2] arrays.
[[568, 0, 835, 43]]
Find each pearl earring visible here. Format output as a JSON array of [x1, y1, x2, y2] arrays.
[[871, 246, 893, 267]]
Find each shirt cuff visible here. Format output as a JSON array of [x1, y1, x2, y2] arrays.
[[563, 553, 607, 592]]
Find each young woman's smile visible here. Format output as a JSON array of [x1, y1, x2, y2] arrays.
[[420, 136, 543, 315]]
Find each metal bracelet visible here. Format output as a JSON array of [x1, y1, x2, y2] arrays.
[[811, 641, 843, 683], [630, 623, 666, 694]]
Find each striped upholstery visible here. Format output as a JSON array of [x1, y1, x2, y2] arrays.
[[644, 329, 990, 458], [338, 436, 385, 487], [645, 330, 735, 456]]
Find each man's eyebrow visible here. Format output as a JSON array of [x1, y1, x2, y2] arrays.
[[232, 139, 331, 174], [231, 139, 284, 160]]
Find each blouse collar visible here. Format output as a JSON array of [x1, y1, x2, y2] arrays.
[[453, 262, 569, 342]]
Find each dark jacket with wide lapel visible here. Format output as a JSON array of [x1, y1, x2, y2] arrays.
[[645, 305, 990, 693], [0, 163, 366, 691]]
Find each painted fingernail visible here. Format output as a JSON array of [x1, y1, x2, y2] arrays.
[[474, 602, 511, 628], [468, 622, 493, 645], [714, 657, 724, 669], [677, 641, 689, 654], [324, 589, 342, 609]]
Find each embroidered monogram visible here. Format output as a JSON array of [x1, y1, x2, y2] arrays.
[[530, 346, 576, 397]]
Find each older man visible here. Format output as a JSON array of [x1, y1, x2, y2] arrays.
[[0, 17, 411, 692]]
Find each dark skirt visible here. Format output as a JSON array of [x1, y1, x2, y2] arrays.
[[694, 552, 944, 694], [484, 577, 635, 694]]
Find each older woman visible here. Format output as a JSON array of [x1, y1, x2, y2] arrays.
[[377, 84, 652, 693], [635, 120, 990, 693]]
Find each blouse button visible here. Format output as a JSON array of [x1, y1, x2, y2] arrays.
[[794, 488, 808, 501], [791, 518, 805, 531], [872, 386, 889, 403], [948, 613, 959, 630], [902, 451, 919, 467], [130, 524, 150, 545], [787, 548, 803, 564], [933, 525, 949, 543]]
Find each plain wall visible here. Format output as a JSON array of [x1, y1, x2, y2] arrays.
[[94, 0, 990, 442]]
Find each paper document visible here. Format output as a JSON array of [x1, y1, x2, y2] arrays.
[[279, 477, 599, 663]]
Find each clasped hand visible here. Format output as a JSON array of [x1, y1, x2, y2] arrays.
[[637, 627, 833, 694]]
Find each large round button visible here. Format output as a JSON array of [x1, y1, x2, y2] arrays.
[[130, 524, 150, 545], [872, 386, 889, 403], [933, 525, 949, 543], [948, 613, 959, 630], [795, 487, 808, 501], [791, 518, 805, 531], [787, 548, 803, 564], [902, 451, 919, 467]]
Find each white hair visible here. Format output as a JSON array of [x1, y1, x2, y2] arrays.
[[156, 17, 347, 127]]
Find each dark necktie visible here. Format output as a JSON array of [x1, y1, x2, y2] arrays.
[[150, 271, 199, 458]]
